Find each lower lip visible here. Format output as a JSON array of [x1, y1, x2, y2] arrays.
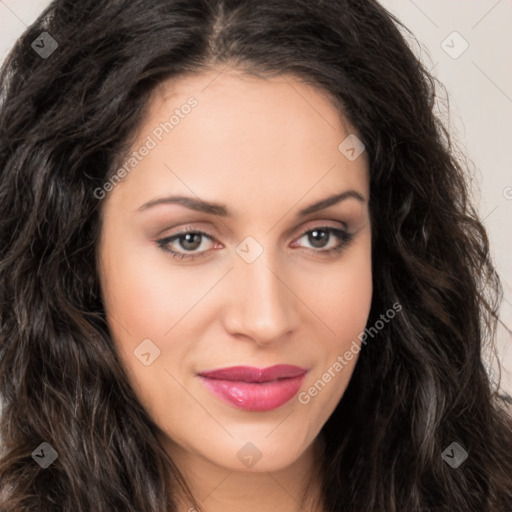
[[198, 373, 307, 412]]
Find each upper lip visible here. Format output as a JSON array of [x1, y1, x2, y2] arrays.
[[198, 364, 308, 383]]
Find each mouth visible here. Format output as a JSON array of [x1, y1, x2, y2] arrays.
[[197, 365, 308, 412]]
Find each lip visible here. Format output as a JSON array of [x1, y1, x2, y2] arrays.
[[198, 365, 308, 412]]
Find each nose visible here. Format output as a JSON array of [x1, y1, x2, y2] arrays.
[[222, 249, 300, 346]]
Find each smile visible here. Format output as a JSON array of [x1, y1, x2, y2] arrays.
[[197, 365, 308, 412]]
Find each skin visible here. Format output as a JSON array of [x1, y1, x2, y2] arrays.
[[97, 67, 372, 512]]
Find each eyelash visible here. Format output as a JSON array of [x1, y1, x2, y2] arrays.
[[155, 225, 354, 261]]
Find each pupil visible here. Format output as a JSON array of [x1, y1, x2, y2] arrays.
[[309, 229, 328, 248], [181, 233, 201, 250]]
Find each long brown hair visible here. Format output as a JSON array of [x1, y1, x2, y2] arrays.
[[1, 1, 511, 510]]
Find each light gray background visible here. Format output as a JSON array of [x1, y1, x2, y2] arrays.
[[1, 0, 511, 394]]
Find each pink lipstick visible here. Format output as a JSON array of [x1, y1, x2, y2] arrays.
[[198, 364, 308, 412]]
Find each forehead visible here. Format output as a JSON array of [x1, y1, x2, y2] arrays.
[[147, 68, 354, 149], [102, 68, 369, 216]]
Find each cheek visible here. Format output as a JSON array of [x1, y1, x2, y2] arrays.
[[296, 232, 372, 412], [99, 245, 198, 419], [100, 238, 208, 338], [303, 230, 372, 343], [98, 236, 220, 400]]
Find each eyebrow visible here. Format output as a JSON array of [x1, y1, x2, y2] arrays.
[[137, 189, 366, 217]]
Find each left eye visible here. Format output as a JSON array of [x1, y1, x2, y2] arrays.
[[294, 227, 352, 251], [156, 226, 353, 260]]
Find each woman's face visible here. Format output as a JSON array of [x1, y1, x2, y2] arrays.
[[97, 68, 372, 473]]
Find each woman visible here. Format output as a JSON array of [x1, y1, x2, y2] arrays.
[[0, 1, 511, 511]]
